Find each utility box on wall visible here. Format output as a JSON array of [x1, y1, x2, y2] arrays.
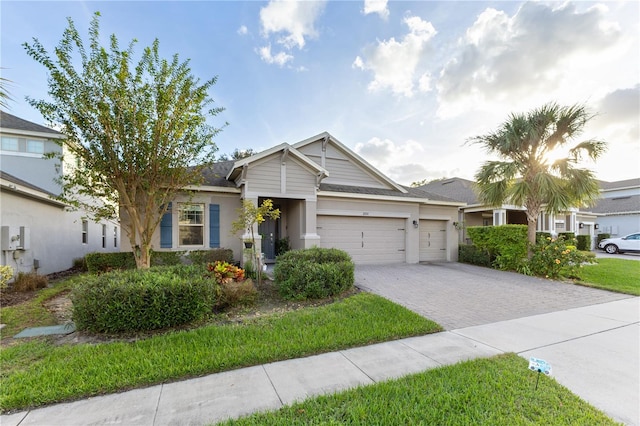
[[1, 226, 20, 251], [18, 226, 31, 250]]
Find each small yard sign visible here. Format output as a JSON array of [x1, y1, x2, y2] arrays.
[[528, 357, 552, 375], [528, 357, 552, 391]]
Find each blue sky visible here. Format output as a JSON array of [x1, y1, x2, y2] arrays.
[[2, 1, 638, 185]]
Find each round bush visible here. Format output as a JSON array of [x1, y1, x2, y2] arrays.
[[71, 265, 216, 333], [273, 247, 354, 300]]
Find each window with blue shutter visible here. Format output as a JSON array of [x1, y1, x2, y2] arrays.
[[209, 204, 220, 248], [160, 202, 172, 248]]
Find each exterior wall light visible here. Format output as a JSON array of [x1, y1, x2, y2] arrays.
[[594, 223, 599, 230], [412, 220, 419, 228], [579, 222, 584, 229]]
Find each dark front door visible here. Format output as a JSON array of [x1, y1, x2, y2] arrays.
[[259, 217, 278, 261]]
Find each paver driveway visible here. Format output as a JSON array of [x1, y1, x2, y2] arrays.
[[355, 262, 632, 329]]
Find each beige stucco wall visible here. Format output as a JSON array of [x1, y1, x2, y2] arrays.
[[121, 191, 244, 263]]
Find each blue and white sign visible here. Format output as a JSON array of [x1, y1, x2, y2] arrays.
[[529, 357, 552, 375]]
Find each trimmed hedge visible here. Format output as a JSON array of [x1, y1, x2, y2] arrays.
[[466, 225, 528, 271], [458, 244, 492, 267], [596, 233, 611, 245], [273, 247, 354, 300], [85, 249, 234, 273], [576, 235, 591, 251], [71, 265, 215, 333]]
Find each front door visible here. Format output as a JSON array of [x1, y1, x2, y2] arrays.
[[259, 217, 278, 262]]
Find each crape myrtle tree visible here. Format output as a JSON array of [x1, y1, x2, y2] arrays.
[[23, 12, 225, 269], [469, 102, 606, 251]]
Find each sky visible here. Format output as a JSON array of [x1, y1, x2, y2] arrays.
[[1, 0, 638, 186]]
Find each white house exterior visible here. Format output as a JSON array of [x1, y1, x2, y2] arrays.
[[0, 111, 119, 275], [121, 132, 464, 265], [590, 179, 640, 238]]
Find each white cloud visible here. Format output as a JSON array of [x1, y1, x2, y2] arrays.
[[259, 0, 326, 50], [418, 72, 432, 92], [436, 2, 622, 118], [353, 15, 437, 97], [237, 25, 248, 36], [257, 44, 294, 67], [363, 0, 389, 20]]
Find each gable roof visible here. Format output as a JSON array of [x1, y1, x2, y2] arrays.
[[598, 178, 640, 191], [590, 194, 640, 215], [0, 170, 66, 207], [226, 143, 327, 182], [418, 177, 478, 204], [293, 132, 407, 194], [0, 111, 64, 138]]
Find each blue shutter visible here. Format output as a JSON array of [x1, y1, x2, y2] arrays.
[[209, 204, 220, 248], [160, 202, 172, 248]]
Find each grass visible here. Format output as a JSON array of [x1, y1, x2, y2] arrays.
[[0, 280, 72, 337], [0, 291, 440, 412], [576, 258, 640, 295], [223, 353, 618, 426]]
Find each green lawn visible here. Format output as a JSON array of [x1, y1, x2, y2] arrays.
[[0, 291, 440, 412], [222, 353, 617, 426], [576, 258, 640, 295], [0, 280, 72, 337]]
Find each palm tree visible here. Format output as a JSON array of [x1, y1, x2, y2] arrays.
[[469, 102, 606, 248], [0, 71, 14, 109]]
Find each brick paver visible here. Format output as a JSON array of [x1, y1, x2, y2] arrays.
[[355, 263, 632, 330]]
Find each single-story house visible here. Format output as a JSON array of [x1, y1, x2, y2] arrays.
[[121, 132, 464, 265], [589, 179, 640, 238], [419, 177, 598, 247], [0, 111, 119, 275]]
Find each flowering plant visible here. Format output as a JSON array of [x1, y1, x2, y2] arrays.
[[207, 261, 245, 284], [527, 236, 595, 279]]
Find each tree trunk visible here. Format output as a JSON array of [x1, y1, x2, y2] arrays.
[[527, 218, 537, 258], [135, 243, 152, 269]]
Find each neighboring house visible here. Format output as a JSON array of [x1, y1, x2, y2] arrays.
[[0, 111, 119, 275], [121, 132, 464, 265], [419, 177, 597, 246], [589, 179, 640, 238]]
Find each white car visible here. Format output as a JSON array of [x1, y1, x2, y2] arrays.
[[598, 232, 640, 254]]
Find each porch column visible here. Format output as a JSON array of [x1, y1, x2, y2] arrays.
[[301, 199, 321, 248], [492, 209, 506, 226]]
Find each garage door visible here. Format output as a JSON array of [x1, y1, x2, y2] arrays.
[[419, 220, 447, 262], [317, 216, 406, 264]]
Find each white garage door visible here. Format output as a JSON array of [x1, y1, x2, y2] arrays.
[[317, 216, 406, 264], [420, 220, 447, 262]]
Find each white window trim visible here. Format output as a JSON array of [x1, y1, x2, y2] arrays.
[[178, 203, 206, 247]]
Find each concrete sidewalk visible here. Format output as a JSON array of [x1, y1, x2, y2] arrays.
[[3, 297, 638, 426]]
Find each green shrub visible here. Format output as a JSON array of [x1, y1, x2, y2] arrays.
[[596, 233, 610, 245], [218, 278, 257, 308], [0, 265, 13, 290], [72, 257, 88, 272], [558, 232, 575, 241], [576, 235, 591, 251], [71, 265, 216, 333], [13, 272, 48, 292], [466, 225, 528, 271], [150, 251, 183, 266], [85, 249, 234, 273], [85, 252, 137, 273], [458, 244, 493, 267], [187, 249, 234, 265], [527, 235, 596, 279], [536, 231, 553, 241], [275, 237, 290, 256], [274, 247, 354, 300]]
